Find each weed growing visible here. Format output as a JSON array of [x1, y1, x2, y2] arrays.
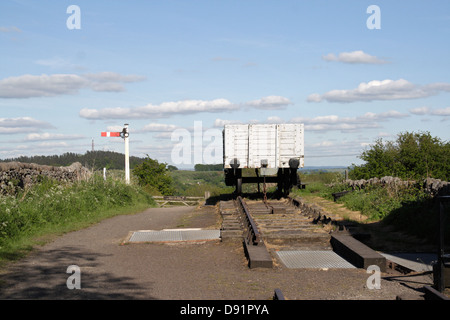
[[0, 175, 155, 265], [292, 172, 449, 243]]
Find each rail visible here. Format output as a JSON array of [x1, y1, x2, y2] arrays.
[[237, 196, 261, 245]]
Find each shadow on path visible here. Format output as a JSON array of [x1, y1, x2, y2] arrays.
[[0, 246, 155, 299]]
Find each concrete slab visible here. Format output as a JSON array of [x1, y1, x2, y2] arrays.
[[381, 252, 436, 272]]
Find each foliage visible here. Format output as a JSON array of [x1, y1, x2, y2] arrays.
[[299, 170, 344, 185], [350, 131, 450, 181], [0, 175, 155, 263], [132, 156, 175, 196], [170, 170, 234, 197], [292, 170, 450, 243]]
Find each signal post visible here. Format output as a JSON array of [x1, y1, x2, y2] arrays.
[[101, 123, 130, 184]]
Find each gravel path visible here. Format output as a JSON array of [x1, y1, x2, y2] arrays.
[[0, 204, 433, 300]]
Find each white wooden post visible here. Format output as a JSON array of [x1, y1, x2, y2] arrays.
[[123, 123, 130, 184]]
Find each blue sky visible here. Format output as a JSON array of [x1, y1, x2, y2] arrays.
[[1, 1, 449, 168]]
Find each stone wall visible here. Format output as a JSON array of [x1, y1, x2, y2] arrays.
[[340, 176, 450, 196], [0, 162, 91, 194]]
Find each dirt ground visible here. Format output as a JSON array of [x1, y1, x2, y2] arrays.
[[0, 199, 440, 304]]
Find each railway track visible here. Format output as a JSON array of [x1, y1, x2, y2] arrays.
[[219, 195, 388, 273], [220, 196, 331, 249], [219, 195, 337, 269]]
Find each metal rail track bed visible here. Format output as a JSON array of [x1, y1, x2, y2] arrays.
[[219, 196, 330, 248], [219, 196, 386, 271]]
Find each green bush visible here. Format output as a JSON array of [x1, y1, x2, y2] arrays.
[[350, 131, 450, 181], [132, 156, 175, 195]]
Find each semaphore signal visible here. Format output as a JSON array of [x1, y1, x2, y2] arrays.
[[101, 131, 121, 137], [100, 124, 130, 184]]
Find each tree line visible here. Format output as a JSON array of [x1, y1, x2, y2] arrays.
[[0, 151, 147, 170], [194, 164, 223, 171]]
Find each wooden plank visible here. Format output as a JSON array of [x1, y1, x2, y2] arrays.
[[243, 240, 273, 269]]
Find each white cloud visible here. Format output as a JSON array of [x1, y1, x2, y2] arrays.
[[308, 79, 450, 103], [80, 107, 131, 120], [305, 93, 321, 102], [25, 132, 85, 141], [244, 95, 292, 110], [0, 72, 145, 98], [291, 110, 408, 132], [0, 117, 54, 134], [322, 50, 388, 64], [213, 119, 243, 127], [431, 107, 450, 116], [409, 106, 450, 116], [83, 72, 145, 83], [409, 106, 430, 115], [80, 95, 291, 120], [80, 98, 236, 120], [142, 99, 236, 115]]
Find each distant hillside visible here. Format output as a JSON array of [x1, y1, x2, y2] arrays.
[[299, 166, 348, 173], [0, 151, 147, 170]]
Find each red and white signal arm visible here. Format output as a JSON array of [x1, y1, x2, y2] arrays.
[[101, 132, 121, 137]]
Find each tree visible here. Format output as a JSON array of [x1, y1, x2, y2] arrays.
[[350, 131, 450, 181], [132, 156, 175, 195]]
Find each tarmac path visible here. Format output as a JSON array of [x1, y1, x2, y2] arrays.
[[0, 205, 432, 300]]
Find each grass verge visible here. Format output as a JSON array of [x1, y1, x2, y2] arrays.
[[0, 175, 155, 269], [292, 172, 450, 246]]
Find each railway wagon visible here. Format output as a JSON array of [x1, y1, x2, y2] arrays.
[[223, 123, 304, 196]]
